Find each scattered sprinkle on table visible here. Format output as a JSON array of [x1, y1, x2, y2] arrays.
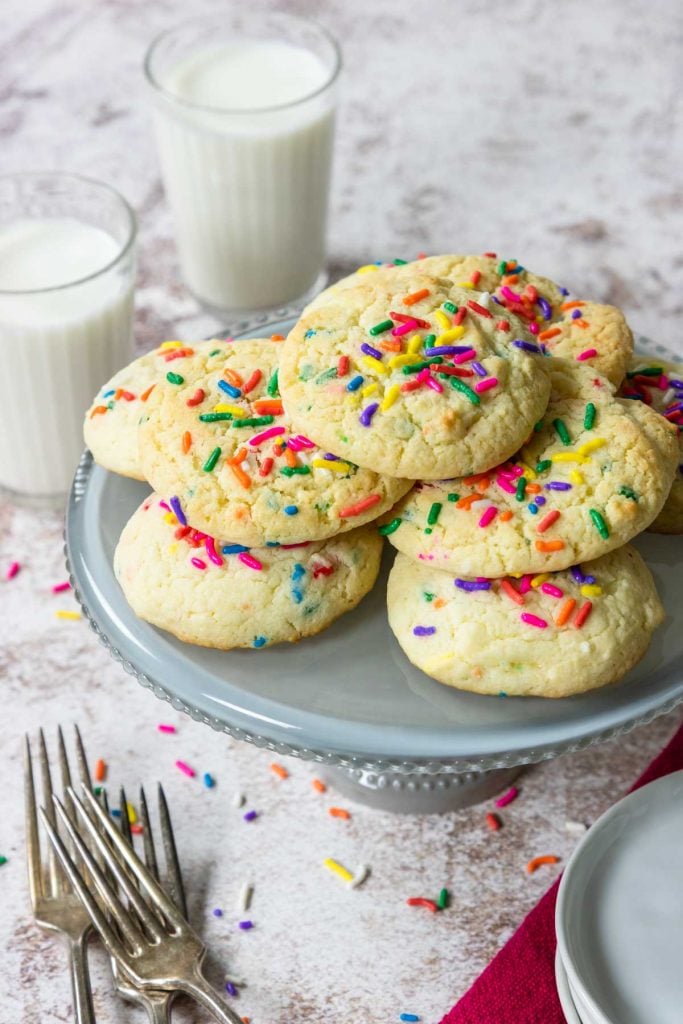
[[55, 611, 81, 621], [225, 982, 238, 997], [526, 855, 560, 874], [565, 820, 588, 835], [157, 724, 176, 734], [203, 772, 215, 788], [350, 864, 370, 889], [329, 807, 351, 820], [175, 760, 196, 778], [400, 1015, 420, 1022], [486, 812, 502, 831], [243, 810, 258, 822], [238, 920, 253, 930], [94, 759, 107, 782], [406, 897, 439, 913], [213, 908, 223, 917], [52, 581, 71, 593], [237, 883, 253, 912], [437, 887, 449, 909], [0, 856, 7, 866], [495, 786, 519, 808], [270, 763, 288, 779], [312, 778, 327, 793], [233, 792, 246, 808], [323, 858, 354, 883], [6, 561, 20, 580]]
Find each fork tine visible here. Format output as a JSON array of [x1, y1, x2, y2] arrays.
[[158, 783, 188, 919], [52, 795, 148, 952], [73, 724, 93, 792], [138, 787, 159, 880], [118, 786, 133, 845], [77, 784, 186, 928], [38, 729, 61, 895], [24, 736, 42, 907], [57, 724, 77, 824], [39, 805, 128, 959], [65, 789, 167, 941]]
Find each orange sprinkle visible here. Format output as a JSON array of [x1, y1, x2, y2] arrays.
[[229, 447, 248, 465], [271, 333, 285, 341], [284, 448, 298, 468], [475, 477, 491, 493], [560, 301, 586, 311], [456, 494, 481, 510], [536, 509, 560, 534], [312, 779, 327, 793], [252, 399, 283, 416], [463, 472, 490, 487], [89, 405, 108, 418], [242, 369, 262, 394], [573, 318, 589, 328], [502, 274, 519, 284], [114, 388, 124, 400], [486, 812, 502, 831], [230, 464, 251, 489], [259, 457, 274, 477], [224, 368, 243, 388], [140, 384, 156, 402], [539, 327, 562, 341], [535, 539, 565, 552], [555, 597, 576, 627], [500, 579, 524, 606], [470, 269, 482, 286], [499, 510, 513, 522], [573, 600, 593, 629], [270, 763, 289, 779], [181, 431, 192, 454], [403, 288, 430, 306], [525, 483, 541, 494], [433, 597, 446, 608], [379, 338, 402, 352], [94, 759, 106, 782], [329, 807, 351, 820], [526, 855, 560, 874]]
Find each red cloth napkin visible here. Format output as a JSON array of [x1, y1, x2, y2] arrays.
[[441, 721, 683, 1024]]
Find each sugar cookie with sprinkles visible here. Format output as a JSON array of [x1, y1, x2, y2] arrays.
[[620, 354, 683, 533], [84, 338, 231, 479], [114, 495, 383, 649], [280, 277, 552, 480], [387, 545, 664, 697], [138, 338, 411, 545], [384, 359, 678, 576]]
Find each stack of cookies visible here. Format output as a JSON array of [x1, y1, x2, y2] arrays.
[[84, 253, 682, 697]]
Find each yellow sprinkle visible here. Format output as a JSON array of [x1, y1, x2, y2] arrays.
[[581, 584, 603, 598], [56, 611, 81, 621], [158, 340, 183, 351], [312, 458, 351, 473], [551, 452, 588, 464], [531, 573, 550, 588], [388, 354, 413, 370], [407, 334, 423, 355], [519, 462, 537, 480], [163, 512, 177, 524], [454, 281, 475, 288], [361, 382, 379, 397], [355, 264, 379, 274], [380, 384, 400, 411], [126, 802, 137, 824], [434, 309, 451, 330], [577, 437, 606, 457], [436, 326, 466, 344], [323, 858, 354, 883], [214, 404, 246, 417], [569, 470, 585, 485], [361, 355, 387, 375]]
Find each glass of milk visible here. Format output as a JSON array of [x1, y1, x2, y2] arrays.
[[145, 12, 340, 313], [0, 172, 136, 505]]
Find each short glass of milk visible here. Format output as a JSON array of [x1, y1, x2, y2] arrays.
[[0, 172, 136, 505], [145, 12, 340, 313]]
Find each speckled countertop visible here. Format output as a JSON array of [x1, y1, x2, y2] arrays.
[[1, 1, 683, 1022]]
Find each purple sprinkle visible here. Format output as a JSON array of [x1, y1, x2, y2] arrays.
[[583, 574, 596, 585], [239, 920, 254, 930], [424, 345, 471, 356], [455, 579, 491, 592], [537, 296, 552, 320], [323, 452, 340, 460], [413, 625, 436, 636], [471, 361, 487, 377], [225, 982, 238, 997], [535, 495, 546, 506], [666, 401, 683, 413], [360, 342, 383, 360], [545, 482, 572, 491], [560, 286, 570, 296], [169, 495, 187, 525], [669, 379, 683, 389], [570, 566, 585, 584], [491, 295, 502, 305], [243, 810, 258, 822], [571, 308, 582, 319], [359, 402, 379, 427], [512, 340, 542, 354], [213, 908, 223, 917]]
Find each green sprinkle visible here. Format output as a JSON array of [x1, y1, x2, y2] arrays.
[[0, 855, 7, 866], [437, 887, 449, 910], [515, 476, 527, 502], [199, 412, 233, 422], [93, 786, 103, 797], [423, 334, 436, 347], [231, 416, 275, 428], [267, 369, 279, 397], [584, 403, 596, 430], [203, 447, 221, 473], [209, 348, 221, 357], [450, 377, 480, 405], [315, 366, 338, 384], [443, 301, 457, 314], [378, 517, 402, 536], [403, 358, 444, 374], [427, 502, 442, 526], [553, 418, 572, 445], [589, 508, 609, 539], [626, 366, 662, 378], [166, 372, 184, 385], [280, 466, 311, 476], [533, 419, 544, 433], [424, 592, 435, 602], [424, 527, 432, 534], [497, 260, 507, 275], [447, 492, 459, 502], [536, 459, 552, 474], [369, 319, 393, 336], [393, 258, 408, 265], [618, 485, 638, 501]]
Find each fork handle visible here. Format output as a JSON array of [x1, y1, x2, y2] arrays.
[[142, 993, 172, 1024], [67, 932, 96, 1024], [180, 967, 243, 1024]]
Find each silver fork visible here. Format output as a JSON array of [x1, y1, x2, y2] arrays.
[[103, 784, 188, 1024], [41, 783, 242, 1024], [25, 727, 96, 1024]]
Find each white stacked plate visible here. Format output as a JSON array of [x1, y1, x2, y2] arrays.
[[555, 770, 683, 1024]]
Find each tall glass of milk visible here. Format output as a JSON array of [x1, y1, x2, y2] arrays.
[[0, 173, 136, 504], [145, 12, 340, 313]]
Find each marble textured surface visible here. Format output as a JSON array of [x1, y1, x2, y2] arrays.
[[1, 1, 683, 1021]]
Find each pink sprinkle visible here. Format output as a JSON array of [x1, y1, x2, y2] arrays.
[[238, 552, 263, 571], [521, 612, 548, 629], [159, 500, 171, 512], [6, 562, 20, 580], [205, 536, 224, 567], [528, 322, 540, 335], [540, 583, 564, 599], [576, 348, 598, 362], [474, 377, 498, 394], [391, 319, 418, 337], [52, 581, 71, 593], [190, 557, 207, 570], [175, 760, 195, 777], [495, 785, 519, 808], [496, 475, 517, 494], [158, 724, 176, 733], [454, 348, 477, 364], [478, 506, 498, 528], [500, 285, 521, 303], [518, 575, 533, 595], [416, 367, 430, 384], [425, 375, 444, 393], [249, 426, 285, 447], [658, 374, 669, 391]]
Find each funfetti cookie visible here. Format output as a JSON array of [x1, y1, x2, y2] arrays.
[[620, 355, 683, 534], [307, 254, 633, 386], [280, 278, 552, 480], [387, 546, 664, 698], [384, 359, 678, 576], [84, 338, 230, 479], [115, 495, 382, 650], [138, 338, 411, 546]]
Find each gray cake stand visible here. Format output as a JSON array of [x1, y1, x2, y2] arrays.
[[65, 311, 683, 812]]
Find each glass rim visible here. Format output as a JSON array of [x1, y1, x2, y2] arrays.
[[0, 171, 137, 296], [143, 11, 342, 116]]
